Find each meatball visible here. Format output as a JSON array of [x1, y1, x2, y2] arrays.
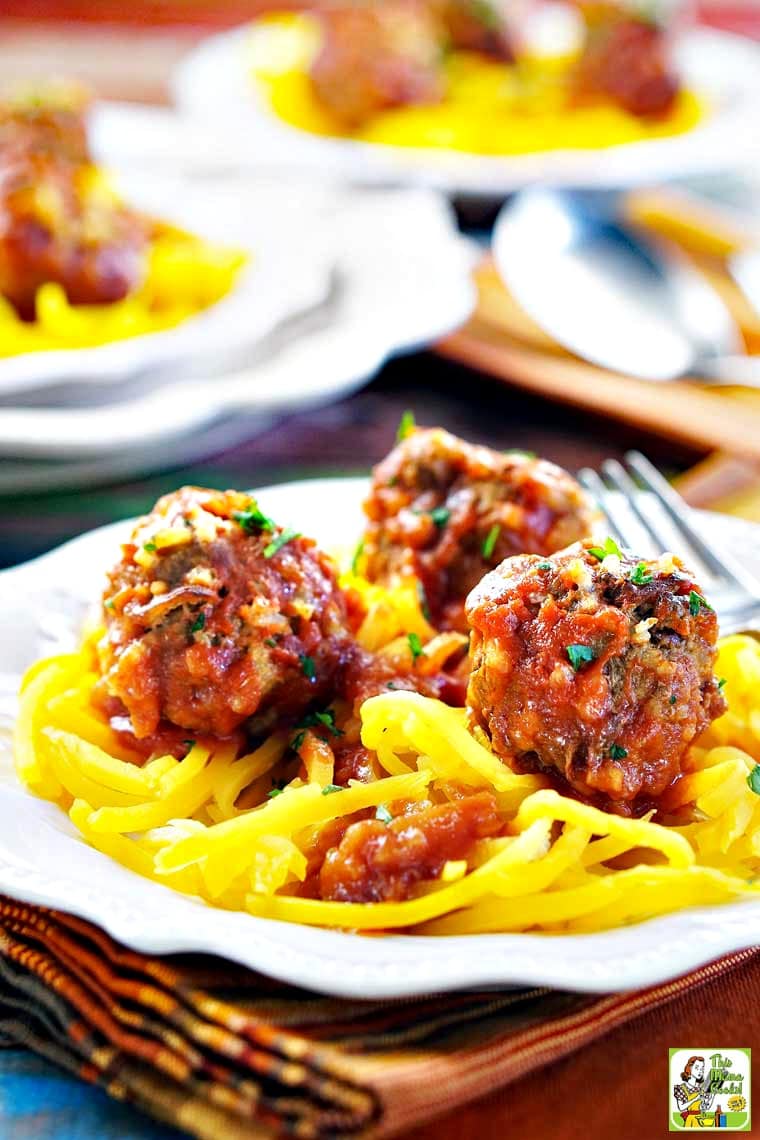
[[310, 2, 444, 128], [434, 0, 514, 61], [361, 427, 596, 632], [97, 487, 353, 741], [0, 148, 148, 319], [0, 85, 148, 319], [572, 5, 679, 118], [0, 83, 91, 165], [466, 541, 726, 811]]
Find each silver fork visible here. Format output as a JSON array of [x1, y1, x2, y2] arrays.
[[578, 451, 760, 635]]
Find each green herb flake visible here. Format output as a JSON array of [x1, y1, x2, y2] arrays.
[[104, 598, 115, 610], [189, 612, 206, 634], [143, 541, 157, 553], [386, 681, 396, 690], [482, 524, 500, 560], [264, 637, 278, 648], [609, 743, 628, 760], [267, 787, 285, 799], [263, 527, 300, 559], [183, 739, 196, 750], [718, 677, 727, 691], [299, 654, 316, 681], [630, 562, 653, 586], [537, 561, 553, 571], [351, 538, 364, 576], [566, 643, 596, 672], [747, 765, 760, 796], [232, 503, 275, 534], [321, 784, 342, 796], [291, 730, 306, 753], [397, 409, 416, 442], [670, 694, 677, 705], [588, 537, 622, 562], [689, 590, 713, 617], [408, 632, 425, 663], [375, 804, 393, 825], [430, 506, 450, 528]]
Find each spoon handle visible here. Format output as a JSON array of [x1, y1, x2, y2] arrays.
[[695, 355, 760, 389]]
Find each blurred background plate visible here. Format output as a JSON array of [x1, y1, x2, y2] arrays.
[[0, 172, 333, 398], [171, 22, 760, 196], [0, 187, 476, 480]]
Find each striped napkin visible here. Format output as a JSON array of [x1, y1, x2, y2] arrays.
[[0, 896, 756, 1138]]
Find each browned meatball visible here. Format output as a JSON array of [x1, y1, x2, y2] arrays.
[[0, 85, 148, 319], [310, 2, 444, 128], [361, 427, 596, 632], [0, 83, 91, 165], [466, 540, 726, 811], [96, 487, 354, 741], [572, 4, 679, 118], [0, 150, 149, 318], [434, 0, 514, 61]]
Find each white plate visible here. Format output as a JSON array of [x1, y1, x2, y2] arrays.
[[0, 476, 759, 998], [0, 186, 476, 466], [0, 174, 332, 399], [171, 23, 760, 196]]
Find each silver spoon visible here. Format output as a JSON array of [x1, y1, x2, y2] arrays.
[[493, 188, 760, 387]]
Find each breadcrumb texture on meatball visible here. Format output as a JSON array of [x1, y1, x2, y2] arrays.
[[465, 541, 726, 811], [361, 426, 596, 632], [97, 487, 353, 740]]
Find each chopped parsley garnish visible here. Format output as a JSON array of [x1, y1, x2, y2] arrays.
[[397, 409, 416, 442], [689, 590, 713, 617], [417, 579, 431, 622], [263, 528, 300, 559], [267, 787, 285, 799], [232, 504, 275, 534], [609, 743, 628, 760], [299, 654, 316, 681], [670, 695, 677, 705], [351, 538, 364, 576], [321, 784, 342, 796], [143, 541, 157, 553], [631, 562, 653, 586], [104, 598, 115, 610], [264, 637, 278, 648], [566, 643, 596, 672], [430, 506, 450, 528], [748, 765, 760, 796], [291, 731, 306, 752], [408, 632, 425, 663], [537, 561, 553, 571], [588, 537, 622, 562], [386, 681, 397, 690], [189, 612, 206, 634], [183, 739, 196, 750], [718, 677, 727, 691], [482, 524, 500, 559], [293, 709, 344, 740], [375, 804, 393, 825]]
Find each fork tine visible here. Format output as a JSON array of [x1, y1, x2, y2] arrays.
[[577, 468, 626, 545], [625, 450, 760, 595], [600, 458, 673, 555]]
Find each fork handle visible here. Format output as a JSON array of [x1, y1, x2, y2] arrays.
[[693, 355, 760, 389]]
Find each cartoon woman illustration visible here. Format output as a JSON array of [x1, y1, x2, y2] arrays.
[[673, 1056, 715, 1127]]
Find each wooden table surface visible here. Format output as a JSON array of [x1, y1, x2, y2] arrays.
[[0, 16, 757, 1140]]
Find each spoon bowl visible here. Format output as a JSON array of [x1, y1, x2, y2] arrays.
[[493, 188, 744, 383]]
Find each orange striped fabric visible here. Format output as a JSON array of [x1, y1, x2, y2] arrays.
[[0, 895, 755, 1139]]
